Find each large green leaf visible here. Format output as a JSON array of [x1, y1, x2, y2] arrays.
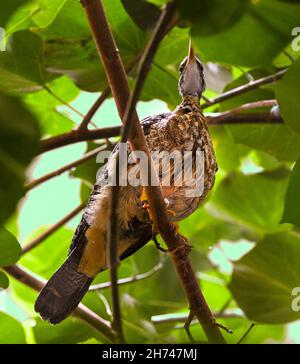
[[39, 0, 146, 91], [0, 93, 40, 223], [0, 312, 26, 344], [0, 30, 54, 93], [0, 227, 22, 266], [227, 124, 300, 162], [6, 0, 68, 33], [282, 159, 300, 227], [141, 64, 180, 108], [229, 232, 300, 324], [121, 0, 161, 32], [23, 75, 78, 136], [194, 0, 300, 67], [32, 317, 99, 344], [209, 169, 290, 234], [271, 60, 300, 135], [0, 0, 29, 27], [0, 270, 9, 289], [179, 0, 246, 36], [20, 227, 73, 279]]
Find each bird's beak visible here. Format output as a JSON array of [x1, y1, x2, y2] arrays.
[[187, 39, 196, 65]]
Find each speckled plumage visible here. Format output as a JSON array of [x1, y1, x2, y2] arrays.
[[35, 49, 218, 324]]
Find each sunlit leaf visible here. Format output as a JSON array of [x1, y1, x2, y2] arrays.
[[209, 169, 290, 234], [0, 30, 55, 93], [0, 226, 22, 266], [229, 232, 300, 324], [0, 270, 9, 289], [0, 312, 26, 344], [282, 159, 300, 227], [271, 59, 300, 135], [0, 93, 40, 223]]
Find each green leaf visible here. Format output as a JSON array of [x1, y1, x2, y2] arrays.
[[0, 312, 26, 343], [6, 0, 68, 33], [211, 126, 250, 173], [179, 0, 246, 36], [282, 159, 300, 227], [32, 317, 98, 344], [0, 270, 9, 289], [229, 232, 300, 324], [194, 0, 300, 67], [227, 124, 300, 162], [0, 0, 29, 27], [40, 0, 146, 91], [0, 227, 22, 266], [209, 169, 290, 234], [141, 64, 180, 108], [0, 93, 40, 224], [23, 76, 78, 136], [72, 143, 111, 185], [0, 30, 54, 93], [20, 227, 73, 279], [121, 0, 161, 32], [271, 60, 300, 135]]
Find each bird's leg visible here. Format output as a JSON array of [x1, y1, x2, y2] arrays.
[[140, 187, 177, 218], [140, 187, 177, 252]]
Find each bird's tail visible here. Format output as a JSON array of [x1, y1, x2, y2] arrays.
[[34, 255, 93, 324]]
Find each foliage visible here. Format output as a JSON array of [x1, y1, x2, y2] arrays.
[[0, 0, 300, 344]]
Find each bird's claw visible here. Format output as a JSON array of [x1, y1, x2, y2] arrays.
[[152, 233, 168, 253]]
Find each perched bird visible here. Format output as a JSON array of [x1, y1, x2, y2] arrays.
[[35, 42, 218, 324]]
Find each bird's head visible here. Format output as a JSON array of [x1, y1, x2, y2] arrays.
[[178, 40, 205, 99]]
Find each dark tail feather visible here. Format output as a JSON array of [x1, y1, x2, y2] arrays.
[[35, 256, 93, 324]]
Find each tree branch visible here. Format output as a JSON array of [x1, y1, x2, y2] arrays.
[[22, 203, 85, 255], [151, 311, 244, 325], [81, 0, 225, 343], [89, 261, 163, 291], [207, 111, 283, 125], [201, 69, 286, 110], [40, 126, 121, 153], [39, 110, 283, 154], [3, 264, 116, 343]]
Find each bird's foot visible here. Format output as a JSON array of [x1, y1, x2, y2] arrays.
[[141, 193, 177, 219], [152, 233, 168, 253]]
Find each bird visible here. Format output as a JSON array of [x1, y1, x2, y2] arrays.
[[35, 41, 218, 324]]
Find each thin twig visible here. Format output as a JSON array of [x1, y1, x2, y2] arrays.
[[89, 261, 163, 291], [25, 144, 108, 191], [44, 86, 85, 118], [78, 89, 110, 130], [152, 311, 244, 325], [201, 69, 287, 110], [81, 0, 225, 343], [3, 264, 116, 343], [210, 99, 277, 123], [237, 323, 257, 344], [22, 203, 85, 255]]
